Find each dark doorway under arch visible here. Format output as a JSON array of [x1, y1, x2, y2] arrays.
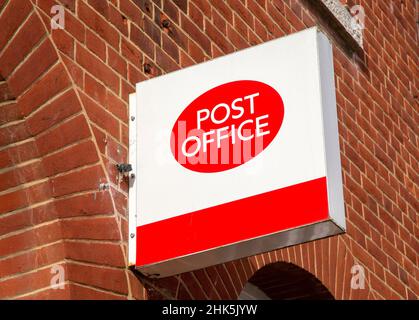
[[239, 261, 334, 300]]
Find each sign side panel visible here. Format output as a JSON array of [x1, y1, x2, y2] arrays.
[[317, 31, 346, 230]]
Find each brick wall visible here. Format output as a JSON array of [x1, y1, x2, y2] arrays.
[[0, 0, 417, 300]]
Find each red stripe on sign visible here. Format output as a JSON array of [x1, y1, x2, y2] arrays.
[[136, 177, 329, 266]]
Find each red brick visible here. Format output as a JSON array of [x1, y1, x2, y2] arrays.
[[26, 89, 81, 136], [35, 114, 91, 156], [176, 281, 193, 299], [162, 32, 179, 62], [0, 13, 45, 78], [160, 3, 178, 26], [212, 0, 233, 23], [49, 164, 105, 197], [205, 266, 231, 299], [61, 217, 120, 240], [18, 64, 71, 117], [61, 0, 76, 11], [254, 16, 268, 41], [128, 272, 146, 300], [86, 28, 106, 61], [180, 50, 194, 68], [106, 92, 128, 123], [8, 39, 58, 97], [180, 273, 207, 299], [224, 261, 243, 295], [21, 285, 70, 300], [205, 19, 234, 54], [0, 161, 45, 193], [127, 63, 145, 85], [187, 2, 202, 29], [121, 37, 142, 66], [173, 0, 187, 13], [88, 0, 110, 18], [120, 0, 143, 24], [248, 0, 275, 35], [65, 12, 86, 43], [191, 0, 211, 17], [0, 242, 64, 279], [78, 1, 119, 49], [65, 241, 125, 267], [121, 79, 135, 102], [103, 158, 127, 189], [0, 263, 66, 299], [0, 208, 34, 237], [214, 265, 237, 299], [84, 73, 107, 106], [130, 24, 155, 59], [0, 140, 39, 169], [227, 23, 248, 50], [36, 0, 74, 14], [54, 191, 113, 218], [80, 92, 120, 140], [54, 28, 75, 57], [180, 14, 211, 54], [91, 125, 107, 154], [109, 3, 128, 36], [67, 262, 128, 295], [0, 220, 61, 257], [107, 46, 127, 77], [144, 15, 161, 45], [110, 187, 128, 216], [166, 23, 188, 52], [132, 0, 153, 18], [229, 0, 254, 28], [193, 269, 219, 298], [42, 140, 99, 176], [61, 54, 84, 88], [0, 81, 14, 103], [104, 134, 127, 164], [0, 0, 32, 50], [156, 46, 179, 72], [69, 283, 126, 300], [385, 270, 407, 298], [76, 44, 119, 94], [0, 121, 31, 146]]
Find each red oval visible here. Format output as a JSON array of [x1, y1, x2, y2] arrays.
[[170, 80, 284, 173]]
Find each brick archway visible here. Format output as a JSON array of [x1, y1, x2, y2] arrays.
[[239, 261, 334, 300], [140, 235, 371, 300]]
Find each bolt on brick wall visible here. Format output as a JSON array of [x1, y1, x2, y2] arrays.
[[0, 0, 417, 300]]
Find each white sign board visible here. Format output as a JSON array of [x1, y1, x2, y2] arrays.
[[129, 27, 345, 278]]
